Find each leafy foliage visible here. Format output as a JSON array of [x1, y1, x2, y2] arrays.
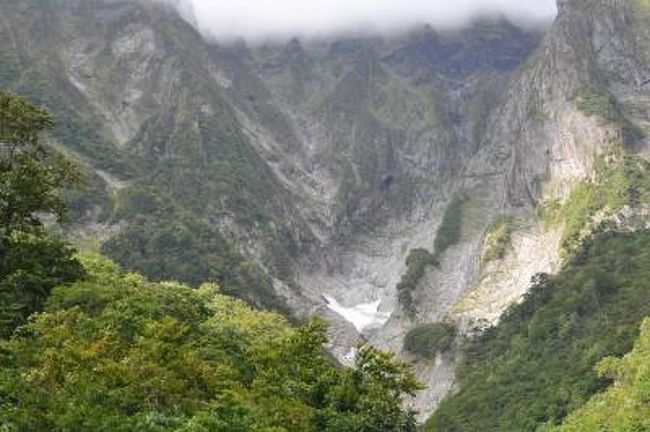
[[0, 232, 83, 337], [396, 248, 438, 314], [0, 256, 421, 431], [0, 90, 79, 235], [426, 231, 650, 431], [554, 317, 650, 432], [0, 90, 84, 336], [434, 195, 468, 258], [102, 188, 291, 315], [403, 322, 456, 358]]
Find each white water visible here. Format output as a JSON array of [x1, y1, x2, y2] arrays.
[[323, 294, 391, 333]]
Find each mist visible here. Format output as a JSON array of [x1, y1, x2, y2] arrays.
[[168, 0, 557, 43]]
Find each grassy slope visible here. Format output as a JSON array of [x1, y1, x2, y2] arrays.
[[540, 151, 650, 254], [481, 216, 518, 264]]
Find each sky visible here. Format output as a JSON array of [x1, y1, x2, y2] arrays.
[[169, 0, 558, 43]]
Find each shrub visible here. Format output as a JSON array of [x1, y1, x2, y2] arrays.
[[482, 216, 518, 263], [434, 195, 468, 257], [404, 322, 457, 358], [397, 249, 438, 314]]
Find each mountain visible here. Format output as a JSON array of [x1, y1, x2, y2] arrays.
[[1, 0, 649, 422]]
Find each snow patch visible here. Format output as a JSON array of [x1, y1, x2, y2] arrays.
[[323, 294, 391, 333]]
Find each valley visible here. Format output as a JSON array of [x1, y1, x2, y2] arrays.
[[1, 0, 650, 429]]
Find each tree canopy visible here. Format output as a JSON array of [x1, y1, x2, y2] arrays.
[[0, 256, 421, 431], [0, 90, 83, 336], [555, 318, 650, 431], [0, 90, 79, 235]]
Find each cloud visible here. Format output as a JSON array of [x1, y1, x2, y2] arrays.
[[170, 0, 557, 43]]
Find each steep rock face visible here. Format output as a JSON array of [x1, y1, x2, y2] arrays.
[[374, 0, 649, 417], [233, 21, 541, 307], [455, 0, 650, 325]]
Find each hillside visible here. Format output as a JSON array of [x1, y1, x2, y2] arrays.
[[426, 230, 650, 430]]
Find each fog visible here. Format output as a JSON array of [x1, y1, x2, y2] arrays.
[[168, 0, 557, 43]]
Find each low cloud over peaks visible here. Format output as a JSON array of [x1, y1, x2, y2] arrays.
[[170, 0, 557, 43]]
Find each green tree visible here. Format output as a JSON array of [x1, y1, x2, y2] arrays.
[[0, 90, 83, 336], [404, 322, 456, 358], [324, 346, 422, 431], [0, 256, 422, 431], [0, 90, 79, 234], [555, 317, 650, 432]]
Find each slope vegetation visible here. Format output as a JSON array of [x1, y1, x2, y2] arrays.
[[426, 231, 650, 430], [0, 256, 421, 431], [555, 317, 650, 431]]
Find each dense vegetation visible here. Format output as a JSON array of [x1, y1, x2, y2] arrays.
[[434, 194, 468, 258], [403, 322, 456, 358], [0, 256, 421, 431], [426, 231, 650, 431], [542, 151, 650, 253], [396, 248, 438, 314], [554, 317, 650, 431], [0, 90, 84, 336], [102, 187, 290, 315]]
